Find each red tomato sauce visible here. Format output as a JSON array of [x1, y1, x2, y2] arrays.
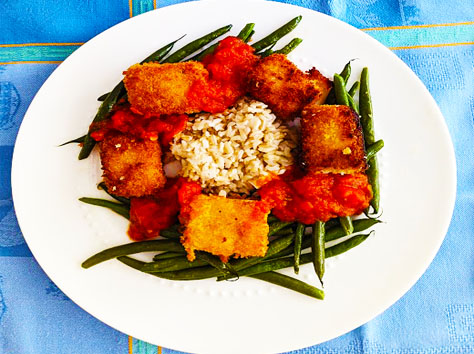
[[259, 171, 372, 224], [90, 106, 188, 148], [188, 36, 259, 113], [128, 178, 202, 241]]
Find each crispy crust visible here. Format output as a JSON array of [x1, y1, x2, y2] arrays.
[[246, 54, 331, 120], [99, 133, 166, 197], [181, 195, 270, 262], [300, 104, 367, 174], [123, 61, 208, 116], [307, 68, 332, 105]]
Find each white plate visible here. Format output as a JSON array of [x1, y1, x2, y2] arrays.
[[11, 1, 456, 353]]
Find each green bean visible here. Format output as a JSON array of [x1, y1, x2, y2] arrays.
[[153, 252, 185, 261], [269, 221, 294, 236], [312, 221, 325, 283], [141, 264, 220, 281], [141, 256, 208, 273], [325, 218, 380, 242], [367, 158, 380, 213], [325, 231, 373, 257], [163, 24, 232, 63], [366, 139, 384, 160], [117, 256, 146, 270], [82, 239, 184, 269], [78, 81, 125, 160], [237, 23, 255, 41], [196, 252, 239, 278], [141, 36, 183, 63], [245, 30, 255, 43], [159, 225, 182, 240], [273, 227, 294, 236], [267, 215, 280, 223], [324, 218, 340, 230], [189, 43, 219, 61], [359, 67, 380, 213], [250, 271, 324, 300], [97, 182, 130, 206], [333, 74, 350, 106], [267, 218, 379, 260], [229, 232, 373, 278], [96, 92, 108, 102], [189, 23, 255, 62], [325, 62, 354, 104], [293, 223, 305, 274], [252, 16, 302, 52], [186, 22, 249, 61], [223, 232, 295, 277], [348, 81, 360, 97], [79, 197, 130, 220], [257, 43, 276, 57], [340, 61, 352, 84], [274, 37, 303, 55], [339, 216, 354, 235], [366, 140, 384, 160], [120, 256, 218, 281], [360, 68, 375, 145], [79, 37, 183, 159], [120, 256, 216, 281], [59, 135, 85, 146], [95, 38, 179, 101], [347, 94, 359, 114]]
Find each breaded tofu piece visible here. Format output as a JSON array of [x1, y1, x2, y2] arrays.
[[99, 132, 166, 197], [181, 195, 270, 262], [123, 61, 208, 116], [300, 104, 367, 174], [246, 54, 331, 120], [307, 68, 332, 105]]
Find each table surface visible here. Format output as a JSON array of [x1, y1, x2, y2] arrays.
[[1, 1, 473, 353]]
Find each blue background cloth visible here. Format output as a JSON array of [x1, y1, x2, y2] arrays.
[[1, 1, 473, 353]]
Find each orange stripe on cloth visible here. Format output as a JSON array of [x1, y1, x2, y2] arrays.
[[389, 41, 474, 50], [153, 0, 157, 9], [129, 336, 133, 354], [158, 345, 162, 354], [363, 21, 474, 31], [129, 0, 133, 17]]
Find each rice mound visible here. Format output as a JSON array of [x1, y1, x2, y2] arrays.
[[170, 97, 296, 195]]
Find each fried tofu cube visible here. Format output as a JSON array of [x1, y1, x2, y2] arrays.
[[99, 133, 166, 197], [246, 54, 331, 120], [181, 195, 270, 262], [300, 104, 367, 174], [123, 61, 208, 116], [307, 68, 332, 105]]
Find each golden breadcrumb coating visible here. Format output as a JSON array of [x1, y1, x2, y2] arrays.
[[300, 104, 367, 174], [180, 195, 270, 262], [99, 132, 166, 197], [246, 54, 332, 120], [123, 61, 208, 116], [307, 67, 332, 105]]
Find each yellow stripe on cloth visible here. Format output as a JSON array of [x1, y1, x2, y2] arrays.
[[363, 21, 474, 31]]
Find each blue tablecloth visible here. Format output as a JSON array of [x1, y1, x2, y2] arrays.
[[1, 1, 473, 353]]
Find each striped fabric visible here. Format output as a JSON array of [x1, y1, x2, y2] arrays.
[[1, 1, 473, 353]]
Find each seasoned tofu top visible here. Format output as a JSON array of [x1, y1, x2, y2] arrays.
[[99, 132, 166, 198], [180, 195, 270, 262], [123, 61, 208, 116], [246, 54, 331, 120], [300, 104, 367, 174]]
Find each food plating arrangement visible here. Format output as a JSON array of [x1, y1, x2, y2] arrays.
[[69, 16, 384, 299]]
